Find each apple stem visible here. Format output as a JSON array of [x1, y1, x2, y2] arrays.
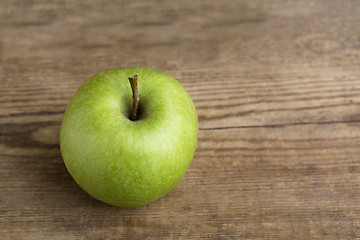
[[129, 75, 139, 121]]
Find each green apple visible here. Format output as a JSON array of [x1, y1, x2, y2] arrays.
[[60, 67, 198, 207]]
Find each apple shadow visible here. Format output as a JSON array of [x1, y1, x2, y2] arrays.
[[9, 121, 145, 216]]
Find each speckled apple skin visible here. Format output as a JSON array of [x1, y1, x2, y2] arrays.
[[60, 67, 198, 208]]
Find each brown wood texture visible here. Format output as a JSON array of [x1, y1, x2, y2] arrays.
[[1, 0, 360, 239]]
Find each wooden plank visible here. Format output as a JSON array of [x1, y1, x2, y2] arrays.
[[1, 65, 360, 129], [1, 122, 360, 239]]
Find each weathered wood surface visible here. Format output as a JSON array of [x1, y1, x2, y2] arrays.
[[1, 0, 360, 239]]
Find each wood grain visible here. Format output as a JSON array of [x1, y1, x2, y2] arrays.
[[1, 0, 360, 239]]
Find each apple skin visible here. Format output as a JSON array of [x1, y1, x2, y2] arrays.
[[60, 67, 198, 208]]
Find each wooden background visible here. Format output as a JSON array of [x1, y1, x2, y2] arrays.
[[1, 0, 360, 239]]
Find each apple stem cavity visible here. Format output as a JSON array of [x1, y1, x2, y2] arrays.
[[129, 75, 139, 121]]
